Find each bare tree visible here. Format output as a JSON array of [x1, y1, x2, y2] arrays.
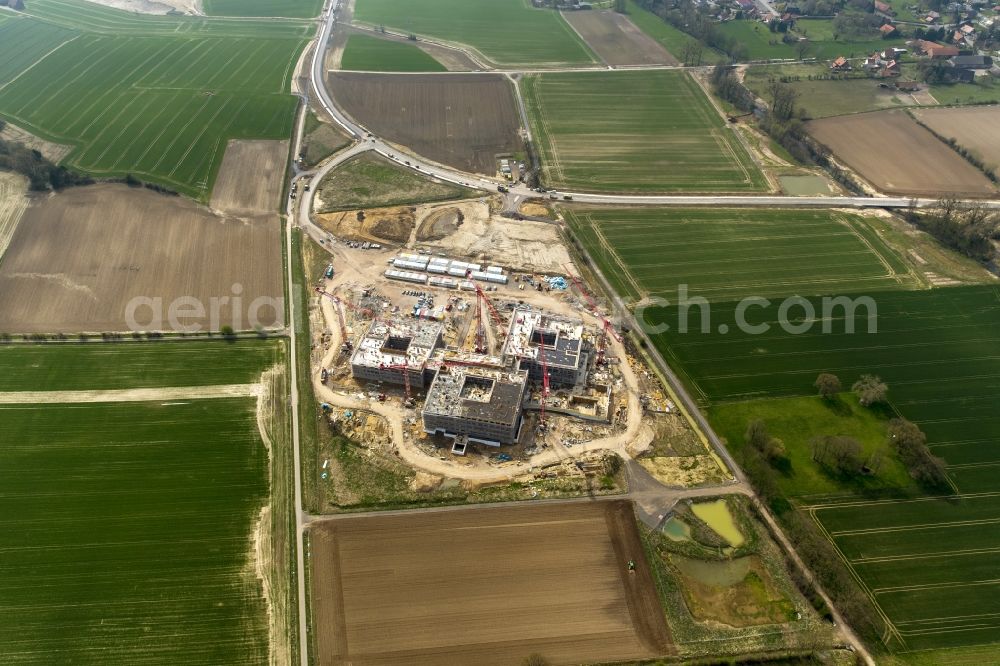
[[852, 374, 888, 407]]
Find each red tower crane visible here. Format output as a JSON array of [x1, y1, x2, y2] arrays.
[[562, 268, 621, 365], [379, 360, 415, 406], [535, 328, 550, 428]]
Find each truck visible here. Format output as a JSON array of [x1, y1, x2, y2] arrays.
[[497, 184, 509, 193], [324, 264, 334, 279]]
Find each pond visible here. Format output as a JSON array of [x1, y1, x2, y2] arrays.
[[779, 174, 832, 196], [661, 515, 692, 541], [691, 499, 745, 547]]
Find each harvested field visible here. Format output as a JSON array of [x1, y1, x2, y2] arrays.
[[309, 500, 671, 666], [912, 105, 1000, 178], [0, 171, 29, 261], [0, 184, 282, 333], [562, 10, 677, 66], [328, 72, 522, 174], [0, 122, 72, 163], [807, 110, 997, 197], [210, 140, 289, 215], [415, 200, 571, 272]]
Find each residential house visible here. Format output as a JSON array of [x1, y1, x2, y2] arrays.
[[831, 55, 852, 70], [880, 59, 902, 76], [874, 0, 894, 14], [881, 23, 899, 36], [950, 54, 994, 67]]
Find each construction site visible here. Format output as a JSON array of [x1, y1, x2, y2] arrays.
[[304, 212, 728, 493]]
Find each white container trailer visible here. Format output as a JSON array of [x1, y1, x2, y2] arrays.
[[384, 269, 427, 284]]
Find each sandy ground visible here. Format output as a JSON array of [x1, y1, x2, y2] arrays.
[[211, 140, 289, 216], [0, 184, 283, 333], [309, 500, 670, 666], [413, 201, 571, 272], [807, 110, 997, 197], [0, 382, 259, 404], [82, 0, 202, 14], [0, 172, 29, 261], [0, 123, 73, 163]]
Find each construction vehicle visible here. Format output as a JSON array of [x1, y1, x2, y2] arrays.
[[727, 111, 753, 123], [320, 368, 328, 382], [324, 263, 334, 279]]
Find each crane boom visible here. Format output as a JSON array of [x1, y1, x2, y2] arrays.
[[536, 328, 549, 427]]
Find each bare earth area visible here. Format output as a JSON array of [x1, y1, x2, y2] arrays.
[[0, 184, 282, 333], [0, 172, 29, 261], [309, 500, 671, 666], [211, 140, 289, 216], [0, 123, 73, 163], [562, 10, 678, 65], [81, 0, 202, 14], [807, 110, 997, 197], [912, 105, 1000, 178], [413, 201, 571, 272], [327, 72, 522, 174]]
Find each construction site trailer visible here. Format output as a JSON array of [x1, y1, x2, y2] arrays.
[[393, 259, 428, 271], [384, 269, 428, 284], [486, 266, 503, 274], [428, 276, 458, 288], [459, 280, 476, 291], [427, 264, 447, 275]]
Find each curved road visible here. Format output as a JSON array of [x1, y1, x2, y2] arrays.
[[288, 3, 892, 664]]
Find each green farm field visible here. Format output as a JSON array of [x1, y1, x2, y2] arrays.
[[566, 207, 917, 302], [203, 0, 323, 18], [340, 34, 446, 72], [0, 398, 270, 664], [717, 18, 905, 61], [0, 1, 309, 199], [651, 286, 1000, 655], [813, 493, 1000, 652], [624, 0, 719, 58], [524, 71, 768, 193], [0, 339, 285, 391], [352, 0, 596, 66]]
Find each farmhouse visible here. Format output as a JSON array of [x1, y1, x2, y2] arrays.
[[880, 23, 898, 37], [422, 365, 528, 446], [874, 0, 894, 14], [950, 54, 993, 68], [831, 56, 852, 70]]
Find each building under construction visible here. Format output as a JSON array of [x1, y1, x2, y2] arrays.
[[422, 366, 529, 446], [350, 318, 443, 388], [503, 308, 590, 388]]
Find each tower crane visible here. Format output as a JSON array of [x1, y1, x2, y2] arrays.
[[536, 328, 550, 429], [563, 268, 622, 365]]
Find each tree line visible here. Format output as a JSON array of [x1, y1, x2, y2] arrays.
[[0, 122, 91, 191]]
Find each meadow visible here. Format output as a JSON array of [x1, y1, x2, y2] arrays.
[[0, 398, 270, 664], [524, 71, 768, 193], [203, 0, 323, 18], [566, 207, 917, 302], [0, 1, 308, 199], [340, 34, 447, 72], [352, 0, 596, 66], [0, 339, 285, 391], [623, 0, 715, 58], [717, 17, 906, 61]]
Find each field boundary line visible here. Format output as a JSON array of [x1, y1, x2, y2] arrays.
[[855, 545, 1000, 563], [804, 490, 1000, 511], [0, 33, 79, 95], [0, 383, 261, 404], [169, 96, 248, 178], [809, 507, 903, 647]]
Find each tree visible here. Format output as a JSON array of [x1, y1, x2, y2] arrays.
[[767, 80, 799, 121], [887, 418, 951, 489], [796, 39, 811, 60], [220, 325, 236, 340], [614, 0, 627, 12], [828, 435, 863, 474], [852, 374, 888, 407], [745, 419, 770, 452], [814, 373, 842, 399]]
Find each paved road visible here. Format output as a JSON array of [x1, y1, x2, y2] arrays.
[[292, 6, 888, 665]]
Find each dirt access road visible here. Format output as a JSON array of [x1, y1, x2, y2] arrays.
[[310, 499, 671, 666]]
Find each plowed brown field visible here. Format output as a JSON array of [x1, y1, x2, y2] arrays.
[[912, 105, 1000, 179], [563, 10, 677, 65], [807, 110, 997, 197], [0, 184, 282, 333], [327, 72, 521, 174], [211, 139, 288, 215], [309, 500, 671, 666]]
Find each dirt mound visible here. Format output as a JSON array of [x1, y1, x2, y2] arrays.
[[416, 206, 464, 241], [316, 206, 415, 245]]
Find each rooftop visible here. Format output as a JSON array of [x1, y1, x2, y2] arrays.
[[351, 318, 443, 369], [502, 308, 585, 370], [422, 366, 528, 425]]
